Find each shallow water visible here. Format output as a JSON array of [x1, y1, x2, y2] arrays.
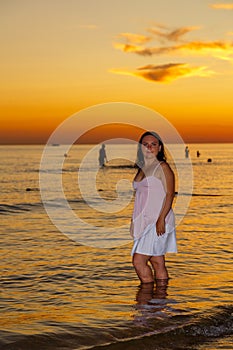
[[0, 144, 233, 349]]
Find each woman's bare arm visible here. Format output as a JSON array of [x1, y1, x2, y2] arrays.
[[156, 162, 175, 235]]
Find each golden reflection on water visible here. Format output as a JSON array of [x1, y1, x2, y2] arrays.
[[1, 222, 232, 333], [1, 144, 233, 340]]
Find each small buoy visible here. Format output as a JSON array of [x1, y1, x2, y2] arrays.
[[207, 158, 212, 163]]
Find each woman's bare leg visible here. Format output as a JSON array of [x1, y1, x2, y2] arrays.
[[150, 255, 169, 280], [132, 253, 154, 283]]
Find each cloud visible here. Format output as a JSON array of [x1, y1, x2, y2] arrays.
[[114, 26, 201, 53], [118, 33, 152, 44], [110, 63, 214, 83], [112, 23, 232, 83], [180, 41, 233, 60], [114, 40, 233, 60], [147, 26, 201, 42], [113, 42, 172, 55], [210, 3, 233, 9]]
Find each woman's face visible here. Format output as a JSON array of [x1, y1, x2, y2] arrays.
[[141, 135, 161, 160]]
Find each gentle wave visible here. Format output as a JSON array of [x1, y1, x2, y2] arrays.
[[0, 203, 41, 214], [0, 190, 227, 216], [89, 306, 233, 350], [0, 305, 232, 350], [0, 200, 86, 215]]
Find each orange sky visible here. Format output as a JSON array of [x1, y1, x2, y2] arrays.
[[0, 0, 233, 144]]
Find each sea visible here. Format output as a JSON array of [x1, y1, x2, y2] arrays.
[[0, 143, 233, 350]]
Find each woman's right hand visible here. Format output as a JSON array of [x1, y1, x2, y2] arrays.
[[156, 217, 166, 236]]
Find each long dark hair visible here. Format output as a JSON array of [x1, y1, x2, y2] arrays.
[[135, 131, 166, 169]]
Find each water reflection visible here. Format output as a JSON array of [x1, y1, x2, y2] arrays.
[[134, 280, 169, 325], [136, 279, 168, 305]]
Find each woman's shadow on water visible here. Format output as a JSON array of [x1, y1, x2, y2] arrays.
[[134, 280, 169, 325]]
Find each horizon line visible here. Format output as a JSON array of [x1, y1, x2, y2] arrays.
[[0, 141, 233, 146]]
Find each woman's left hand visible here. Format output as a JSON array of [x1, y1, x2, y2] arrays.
[[156, 217, 165, 236]]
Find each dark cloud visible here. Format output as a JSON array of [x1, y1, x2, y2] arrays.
[[110, 63, 213, 83], [114, 40, 233, 59], [135, 63, 212, 82]]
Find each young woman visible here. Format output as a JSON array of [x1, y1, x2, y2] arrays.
[[130, 131, 177, 283]]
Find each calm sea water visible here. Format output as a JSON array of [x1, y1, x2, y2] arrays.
[[0, 144, 233, 350]]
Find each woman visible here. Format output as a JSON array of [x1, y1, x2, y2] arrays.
[[130, 131, 177, 283]]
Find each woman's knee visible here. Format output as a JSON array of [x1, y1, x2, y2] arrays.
[[132, 254, 140, 269], [150, 256, 165, 268], [132, 254, 147, 269]]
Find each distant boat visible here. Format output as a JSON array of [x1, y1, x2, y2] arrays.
[[51, 143, 60, 146]]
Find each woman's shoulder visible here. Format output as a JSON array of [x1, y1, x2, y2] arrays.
[[159, 160, 169, 169], [154, 160, 168, 171], [154, 161, 174, 176], [159, 160, 170, 168], [159, 161, 174, 177]]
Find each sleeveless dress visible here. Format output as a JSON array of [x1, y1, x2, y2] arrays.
[[131, 164, 177, 256]]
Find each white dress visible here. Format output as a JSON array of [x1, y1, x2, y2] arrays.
[[131, 171, 177, 256]]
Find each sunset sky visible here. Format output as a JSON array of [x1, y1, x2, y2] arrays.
[[1, 0, 233, 143]]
